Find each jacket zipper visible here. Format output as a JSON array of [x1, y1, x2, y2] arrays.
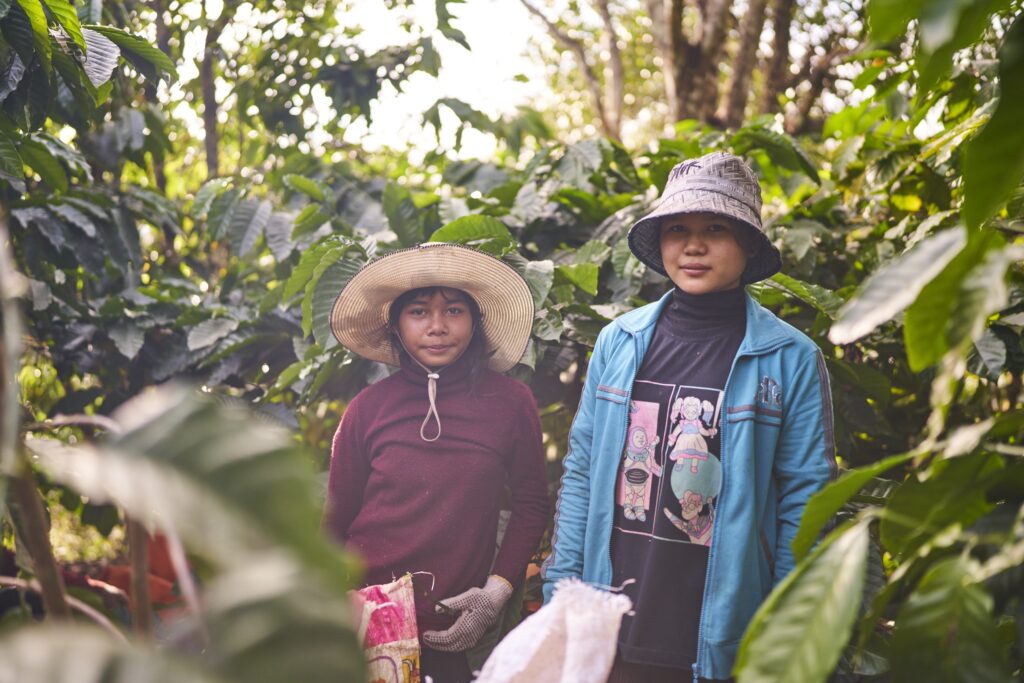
[[693, 348, 740, 682]]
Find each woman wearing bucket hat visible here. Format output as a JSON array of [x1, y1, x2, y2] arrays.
[[542, 152, 836, 682], [322, 243, 549, 682]]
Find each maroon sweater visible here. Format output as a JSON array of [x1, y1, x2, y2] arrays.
[[323, 354, 549, 632]]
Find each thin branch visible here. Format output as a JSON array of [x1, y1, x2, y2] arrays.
[[0, 576, 128, 642], [9, 473, 71, 619], [594, 0, 624, 141], [164, 530, 208, 646], [128, 518, 153, 637], [519, 0, 614, 137], [24, 414, 123, 434]]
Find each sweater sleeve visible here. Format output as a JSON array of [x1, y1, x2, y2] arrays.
[[321, 398, 371, 545], [490, 383, 550, 587], [773, 347, 837, 585]]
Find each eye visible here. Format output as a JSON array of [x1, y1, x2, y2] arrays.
[[708, 223, 727, 233], [406, 307, 427, 316], [446, 306, 466, 315]]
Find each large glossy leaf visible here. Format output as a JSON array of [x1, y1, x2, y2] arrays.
[[44, 0, 85, 51], [891, 556, 1012, 683], [382, 182, 422, 247], [0, 626, 222, 682], [557, 139, 604, 188], [429, 214, 517, 256], [506, 252, 554, 308], [284, 235, 358, 300], [963, 14, 1024, 229], [302, 244, 364, 340], [265, 211, 295, 261], [192, 178, 232, 218], [766, 273, 843, 318], [80, 27, 120, 87], [829, 227, 965, 344], [0, 129, 24, 192], [731, 126, 820, 182], [26, 385, 357, 592], [736, 519, 870, 683], [916, 0, 1012, 94], [283, 174, 328, 202], [84, 25, 177, 82], [14, 0, 50, 71], [19, 138, 68, 191], [556, 263, 599, 296], [188, 318, 239, 351], [436, 0, 469, 49], [310, 258, 363, 349], [108, 322, 145, 360], [880, 453, 1002, 558], [867, 0, 923, 41], [201, 553, 365, 683], [227, 198, 270, 256], [792, 452, 914, 562], [904, 231, 1010, 371]]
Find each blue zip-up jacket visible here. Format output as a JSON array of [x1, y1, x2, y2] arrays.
[[541, 290, 836, 680]]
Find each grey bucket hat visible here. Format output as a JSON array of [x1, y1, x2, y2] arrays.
[[627, 151, 782, 284]]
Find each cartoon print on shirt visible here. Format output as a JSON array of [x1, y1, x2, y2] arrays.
[[617, 400, 662, 522], [664, 395, 722, 546]]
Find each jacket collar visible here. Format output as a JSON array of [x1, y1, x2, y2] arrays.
[[614, 289, 794, 355]]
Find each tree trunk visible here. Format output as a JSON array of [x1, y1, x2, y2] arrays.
[[760, 0, 794, 114], [595, 0, 624, 140], [719, 0, 768, 127], [645, 0, 688, 122], [691, 0, 734, 122], [784, 43, 844, 134], [202, 4, 234, 180], [148, 0, 171, 191], [127, 518, 153, 636]]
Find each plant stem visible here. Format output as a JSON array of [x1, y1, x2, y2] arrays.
[[8, 472, 71, 619], [0, 575, 127, 641], [128, 517, 153, 636]]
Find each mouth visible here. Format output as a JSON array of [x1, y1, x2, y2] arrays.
[[423, 344, 453, 353], [679, 263, 710, 275]]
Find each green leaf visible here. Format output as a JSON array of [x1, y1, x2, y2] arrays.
[[969, 328, 1007, 379], [736, 520, 870, 683], [793, 452, 914, 562], [207, 187, 240, 239], [290, 204, 330, 240], [283, 174, 329, 202], [904, 231, 1009, 371], [0, 627, 222, 682], [44, 0, 86, 51], [962, 14, 1024, 228], [14, 0, 51, 72], [50, 202, 97, 237], [265, 211, 295, 261], [19, 138, 68, 191], [766, 272, 844, 318], [0, 129, 25, 192], [891, 556, 1012, 683], [84, 25, 177, 82], [556, 263, 599, 296], [284, 235, 355, 300], [880, 453, 1002, 558], [829, 227, 966, 345], [533, 308, 564, 341], [80, 27, 119, 86], [310, 258, 363, 349], [731, 125, 820, 182], [108, 322, 145, 360], [192, 177, 231, 218], [867, 0, 924, 42], [557, 139, 604, 188], [382, 182, 422, 247], [506, 253, 554, 308], [227, 198, 271, 256], [188, 318, 239, 351], [436, 0, 469, 49], [429, 214, 517, 256], [26, 385, 356, 590]]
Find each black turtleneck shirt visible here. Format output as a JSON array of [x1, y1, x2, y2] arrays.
[[611, 286, 747, 669]]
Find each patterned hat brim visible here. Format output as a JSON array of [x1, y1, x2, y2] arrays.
[[329, 243, 535, 372], [627, 190, 782, 284]]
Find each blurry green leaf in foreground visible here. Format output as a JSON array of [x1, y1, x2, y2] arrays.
[[0, 626, 222, 683], [736, 519, 870, 683], [26, 384, 358, 592], [963, 13, 1024, 228]]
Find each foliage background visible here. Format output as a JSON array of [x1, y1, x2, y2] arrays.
[[1, 0, 1023, 681]]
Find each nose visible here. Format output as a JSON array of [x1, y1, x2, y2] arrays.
[[425, 311, 448, 335], [682, 233, 707, 254]]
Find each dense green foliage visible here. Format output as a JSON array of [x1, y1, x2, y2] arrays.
[[1, 0, 1024, 681]]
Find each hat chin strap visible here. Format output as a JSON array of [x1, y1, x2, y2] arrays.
[[395, 329, 473, 443]]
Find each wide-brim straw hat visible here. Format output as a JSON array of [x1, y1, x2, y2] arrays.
[[627, 151, 782, 284], [330, 243, 534, 372]]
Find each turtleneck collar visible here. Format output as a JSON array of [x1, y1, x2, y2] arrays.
[[398, 349, 474, 387], [659, 286, 746, 340]]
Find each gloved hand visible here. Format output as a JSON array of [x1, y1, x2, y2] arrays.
[[421, 574, 513, 652]]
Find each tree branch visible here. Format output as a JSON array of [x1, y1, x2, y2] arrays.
[[128, 518, 153, 636], [719, 0, 768, 127], [519, 0, 614, 138], [760, 0, 795, 114], [0, 576, 128, 641], [9, 473, 71, 620]]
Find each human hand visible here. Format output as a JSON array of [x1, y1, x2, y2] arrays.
[[420, 575, 513, 652]]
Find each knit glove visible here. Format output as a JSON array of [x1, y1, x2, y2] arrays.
[[421, 575, 513, 652]]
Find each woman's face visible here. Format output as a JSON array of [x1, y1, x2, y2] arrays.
[[395, 288, 475, 370]]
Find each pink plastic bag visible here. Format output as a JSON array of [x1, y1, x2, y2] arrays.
[[352, 574, 422, 683]]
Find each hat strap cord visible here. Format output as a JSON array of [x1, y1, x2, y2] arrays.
[[394, 330, 475, 443]]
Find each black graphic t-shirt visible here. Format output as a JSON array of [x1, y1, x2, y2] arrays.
[[612, 287, 746, 669]]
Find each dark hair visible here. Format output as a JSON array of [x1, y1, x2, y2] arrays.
[[387, 286, 489, 387]]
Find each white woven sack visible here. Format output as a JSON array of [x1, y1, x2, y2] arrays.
[[474, 578, 632, 683]]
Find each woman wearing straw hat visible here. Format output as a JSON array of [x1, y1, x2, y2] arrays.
[[323, 243, 549, 682], [542, 152, 836, 682]]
